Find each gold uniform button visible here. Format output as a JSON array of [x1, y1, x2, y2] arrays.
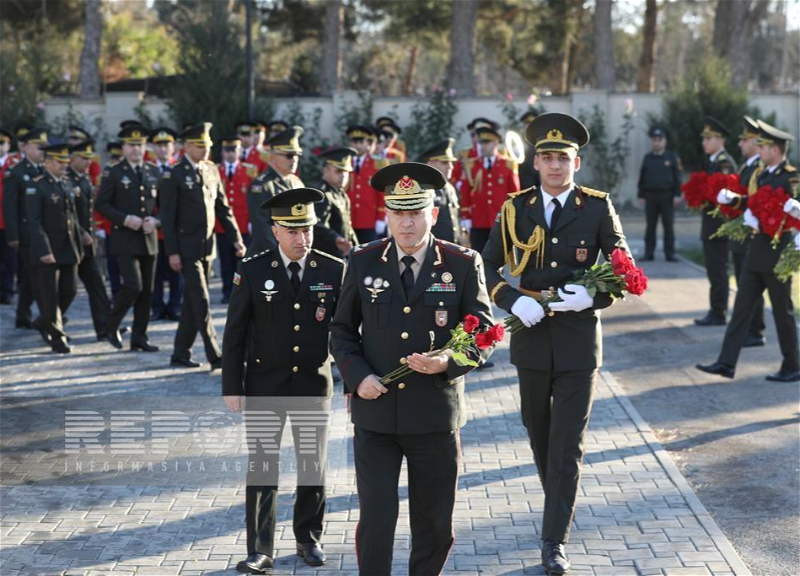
[[398, 383, 406, 390], [293, 346, 300, 353], [140, 196, 145, 201], [140, 208, 146, 213], [547, 311, 555, 317], [551, 237, 559, 244], [403, 306, 411, 314], [294, 325, 300, 332], [400, 357, 407, 364], [580, 240, 586, 246], [292, 366, 298, 373], [550, 261, 557, 268], [255, 358, 261, 364], [294, 303, 300, 310], [401, 332, 409, 340]]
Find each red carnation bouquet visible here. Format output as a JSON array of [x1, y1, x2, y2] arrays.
[[748, 185, 800, 247], [380, 314, 504, 385], [681, 171, 713, 210], [504, 249, 648, 334], [707, 172, 747, 220]]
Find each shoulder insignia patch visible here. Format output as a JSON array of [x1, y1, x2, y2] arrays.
[[785, 164, 797, 173], [242, 249, 271, 263], [232, 272, 241, 286], [581, 186, 608, 199], [32, 175, 43, 182]]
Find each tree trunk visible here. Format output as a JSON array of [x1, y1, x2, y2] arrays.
[[712, 0, 769, 86], [593, 0, 616, 90], [402, 45, 419, 95], [445, 0, 478, 96], [636, 0, 657, 92], [78, 0, 103, 97], [319, 0, 342, 96]]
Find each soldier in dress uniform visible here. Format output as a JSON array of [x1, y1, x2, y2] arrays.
[[330, 162, 495, 576], [461, 125, 521, 253], [237, 120, 268, 173], [695, 116, 737, 327], [418, 138, 461, 244], [637, 126, 682, 261], [375, 123, 406, 162], [716, 116, 766, 347], [246, 126, 305, 255], [97, 124, 162, 351], [68, 139, 113, 341], [698, 121, 800, 382], [26, 143, 83, 353], [106, 141, 123, 164], [376, 116, 407, 159], [99, 141, 124, 297], [452, 117, 499, 193], [66, 125, 102, 186], [159, 123, 244, 369], [216, 135, 256, 303], [223, 188, 344, 573], [268, 120, 288, 140], [482, 113, 632, 575], [0, 128, 18, 305], [346, 125, 391, 244], [2, 127, 47, 330], [8, 123, 33, 165], [312, 147, 359, 258]]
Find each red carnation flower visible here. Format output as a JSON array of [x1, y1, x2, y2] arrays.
[[610, 248, 635, 276], [462, 314, 480, 334]]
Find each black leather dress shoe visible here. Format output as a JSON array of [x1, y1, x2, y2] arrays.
[[131, 341, 159, 352], [296, 542, 325, 566], [696, 362, 735, 379], [766, 369, 800, 382], [694, 312, 726, 326], [542, 540, 570, 575], [641, 255, 655, 261], [165, 311, 181, 321], [151, 311, 166, 321], [209, 358, 222, 371], [106, 330, 124, 349], [32, 318, 52, 345], [236, 553, 273, 573], [51, 338, 72, 354], [15, 318, 33, 329], [170, 357, 201, 368], [743, 335, 766, 347], [476, 361, 495, 370], [666, 255, 678, 262]]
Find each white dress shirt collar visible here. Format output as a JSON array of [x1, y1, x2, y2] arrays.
[[279, 245, 307, 277]]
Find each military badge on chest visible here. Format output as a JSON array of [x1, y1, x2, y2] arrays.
[[310, 283, 333, 322], [364, 276, 389, 303], [261, 279, 278, 302], [121, 175, 131, 189], [576, 248, 588, 263]]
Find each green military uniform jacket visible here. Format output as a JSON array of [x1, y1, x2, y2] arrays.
[[246, 166, 304, 255], [431, 182, 461, 244], [96, 158, 160, 256], [482, 185, 630, 372], [330, 235, 495, 435], [744, 160, 799, 274], [67, 166, 96, 257], [2, 158, 42, 245], [222, 248, 344, 397], [159, 156, 242, 260], [26, 171, 83, 264], [312, 179, 358, 258], [702, 149, 737, 241]]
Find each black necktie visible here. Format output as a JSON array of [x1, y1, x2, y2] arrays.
[[355, 158, 361, 173], [135, 165, 142, 181], [550, 198, 562, 230], [401, 255, 416, 294], [227, 164, 234, 180], [288, 261, 301, 293]]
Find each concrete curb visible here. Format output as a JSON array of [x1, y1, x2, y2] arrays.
[[600, 369, 753, 576]]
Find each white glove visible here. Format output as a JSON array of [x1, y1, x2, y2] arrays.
[[794, 233, 800, 250], [95, 229, 106, 240], [743, 208, 759, 231], [549, 284, 594, 313], [784, 198, 800, 219], [511, 296, 545, 328], [374, 219, 387, 235], [461, 219, 472, 232], [716, 189, 738, 205]]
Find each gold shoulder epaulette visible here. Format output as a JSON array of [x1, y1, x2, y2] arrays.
[[32, 175, 44, 182], [581, 186, 608, 199], [508, 186, 535, 199], [242, 249, 271, 263], [311, 248, 345, 265], [785, 164, 797, 173], [505, 158, 519, 171]]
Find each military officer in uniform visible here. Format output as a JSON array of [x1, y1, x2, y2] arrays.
[[695, 116, 737, 326], [223, 188, 344, 573], [637, 126, 682, 261], [68, 139, 112, 341], [330, 162, 495, 576], [27, 143, 83, 353], [312, 147, 359, 258], [346, 125, 390, 244], [3, 128, 47, 330], [518, 110, 542, 190], [97, 124, 161, 351], [246, 126, 305, 255], [716, 116, 766, 346], [698, 121, 800, 382], [159, 123, 244, 369], [418, 138, 461, 243], [482, 113, 631, 575]]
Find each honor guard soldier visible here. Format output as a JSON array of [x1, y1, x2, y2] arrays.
[[2, 127, 47, 330], [637, 126, 682, 261], [0, 127, 18, 305], [312, 147, 359, 258], [223, 188, 344, 573], [27, 143, 83, 353], [246, 126, 305, 255], [452, 117, 499, 193], [66, 125, 102, 186], [518, 110, 542, 189], [716, 116, 766, 347], [216, 135, 256, 303], [236, 120, 268, 173], [267, 120, 288, 139], [376, 116, 407, 159], [482, 113, 632, 575], [159, 123, 244, 369], [97, 124, 162, 351], [375, 123, 406, 162], [8, 123, 34, 164], [346, 125, 391, 244], [698, 121, 800, 382], [99, 140, 124, 296], [418, 138, 462, 244], [695, 116, 737, 326], [330, 163, 495, 576], [461, 125, 521, 253], [68, 139, 113, 341]]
